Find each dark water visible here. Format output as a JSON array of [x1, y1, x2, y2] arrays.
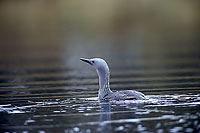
[[0, 1, 200, 133]]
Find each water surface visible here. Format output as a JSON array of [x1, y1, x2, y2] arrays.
[[0, 1, 200, 132]]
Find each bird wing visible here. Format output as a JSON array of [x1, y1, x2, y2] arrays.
[[104, 90, 146, 100]]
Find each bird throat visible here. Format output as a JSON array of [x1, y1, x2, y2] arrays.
[[97, 69, 112, 100]]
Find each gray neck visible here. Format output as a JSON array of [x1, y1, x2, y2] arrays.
[[97, 67, 112, 100]]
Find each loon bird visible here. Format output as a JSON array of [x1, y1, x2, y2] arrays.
[[80, 58, 147, 102]]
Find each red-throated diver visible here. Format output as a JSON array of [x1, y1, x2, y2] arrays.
[[80, 58, 147, 102]]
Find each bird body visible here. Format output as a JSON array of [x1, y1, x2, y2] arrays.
[[80, 58, 147, 102], [103, 90, 146, 101]]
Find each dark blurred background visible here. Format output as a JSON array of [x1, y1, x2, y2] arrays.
[[0, 2, 200, 132], [0, 1, 199, 70]]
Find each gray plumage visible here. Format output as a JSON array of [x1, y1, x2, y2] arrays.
[[80, 58, 147, 102], [103, 90, 146, 101]]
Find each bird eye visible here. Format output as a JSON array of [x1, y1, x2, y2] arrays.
[[92, 61, 95, 63]]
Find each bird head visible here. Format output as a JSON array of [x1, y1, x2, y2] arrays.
[[80, 58, 109, 71]]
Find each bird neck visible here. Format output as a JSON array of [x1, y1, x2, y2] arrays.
[[97, 68, 112, 100]]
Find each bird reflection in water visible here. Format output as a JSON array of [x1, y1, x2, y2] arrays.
[[98, 102, 112, 133]]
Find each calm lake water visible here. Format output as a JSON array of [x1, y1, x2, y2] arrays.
[[0, 1, 200, 133]]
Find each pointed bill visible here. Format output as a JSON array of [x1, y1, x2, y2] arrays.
[[80, 58, 92, 65]]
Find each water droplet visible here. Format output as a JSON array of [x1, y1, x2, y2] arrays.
[[179, 118, 185, 123], [85, 129, 91, 133], [73, 127, 80, 132], [115, 126, 124, 131], [137, 124, 146, 131]]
